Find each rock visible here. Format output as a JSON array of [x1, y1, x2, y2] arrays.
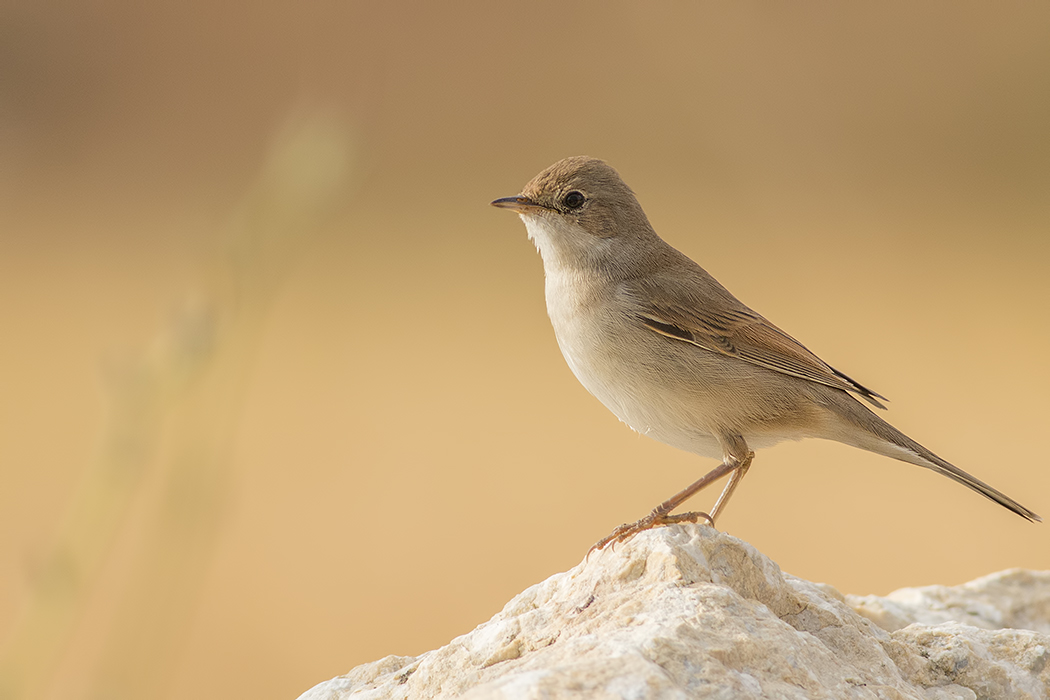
[[298, 525, 1050, 700], [848, 570, 1050, 635]]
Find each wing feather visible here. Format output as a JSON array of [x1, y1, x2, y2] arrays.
[[629, 272, 887, 409]]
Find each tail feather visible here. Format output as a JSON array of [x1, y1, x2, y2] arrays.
[[832, 398, 1041, 523], [899, 438, 1041, 522]]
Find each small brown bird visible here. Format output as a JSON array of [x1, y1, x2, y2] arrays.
[[492, 156, 1040, 550]]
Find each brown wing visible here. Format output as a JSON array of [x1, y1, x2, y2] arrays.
[[628, 271, 888, 409]]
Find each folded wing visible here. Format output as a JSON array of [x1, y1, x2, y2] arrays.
[[630, 274, 888, 409]]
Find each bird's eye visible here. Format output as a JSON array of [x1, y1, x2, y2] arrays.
[[563, 191, 586, 210]]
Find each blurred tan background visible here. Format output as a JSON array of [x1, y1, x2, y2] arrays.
[[1, 2, 1049, 699]]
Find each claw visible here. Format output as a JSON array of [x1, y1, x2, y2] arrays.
[[588, 510, 715, 553]]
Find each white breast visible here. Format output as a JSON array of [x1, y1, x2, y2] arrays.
[[521, 213, 730, 460]]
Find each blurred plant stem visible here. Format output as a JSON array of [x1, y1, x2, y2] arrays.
[[0, 113, 357, 700]]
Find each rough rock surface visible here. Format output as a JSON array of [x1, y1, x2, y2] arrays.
[[298, 525, 1050, 699]]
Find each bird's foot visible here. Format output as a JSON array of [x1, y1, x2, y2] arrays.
[[588, 509, 714, 555]]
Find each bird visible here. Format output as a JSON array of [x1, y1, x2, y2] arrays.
[[491, 156, 1040, 551]]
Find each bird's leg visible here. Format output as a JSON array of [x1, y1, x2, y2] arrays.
[[707, 450, 754, 524], [589, 436, 755, 554], [590, 457, 738, 553]]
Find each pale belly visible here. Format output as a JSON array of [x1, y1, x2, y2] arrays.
[[545, 277, 801, 460]]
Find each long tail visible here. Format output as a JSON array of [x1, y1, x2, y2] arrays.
[[832, 397, 1041, 522]]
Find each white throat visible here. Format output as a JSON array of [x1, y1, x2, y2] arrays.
[[520, 212, 614, 277]]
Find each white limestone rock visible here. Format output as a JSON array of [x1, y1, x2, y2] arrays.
[[298, 525, 1050, 700], [848, 569, 1050, 634]]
